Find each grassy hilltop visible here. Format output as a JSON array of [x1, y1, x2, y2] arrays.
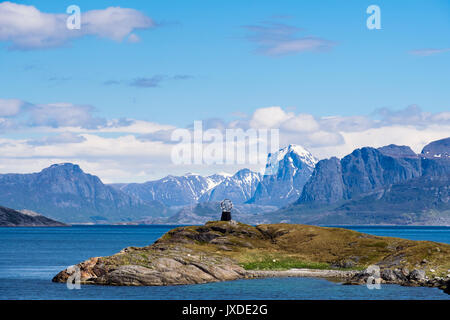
[[159, 222, 450, 275]]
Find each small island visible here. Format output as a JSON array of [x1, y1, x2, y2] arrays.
[[53, 221, 450, 294]]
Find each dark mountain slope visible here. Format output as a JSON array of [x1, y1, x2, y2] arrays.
[[0, 163, 169, 223], [277, 138, 450, 225], [0, 206, 67, 227]]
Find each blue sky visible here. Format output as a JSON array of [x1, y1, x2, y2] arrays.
[[2, 0, 449, 124], [0, 0, 449, 182]]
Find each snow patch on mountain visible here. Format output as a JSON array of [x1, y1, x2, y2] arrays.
[[248, 144, 318, 207], [265, 144, 317, 176]]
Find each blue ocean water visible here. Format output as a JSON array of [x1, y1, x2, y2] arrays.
[[0, 225, 449, 300]]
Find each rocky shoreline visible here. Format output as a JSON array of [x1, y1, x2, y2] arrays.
[[53, 221, 450, 294], [347, 267, 450, 294], [245, 268, 450, 294]]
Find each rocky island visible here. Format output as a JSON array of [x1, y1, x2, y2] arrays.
[[53, 221, 450, 294]]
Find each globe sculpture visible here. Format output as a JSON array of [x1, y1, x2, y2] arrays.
[[220, 199, 233, 221]]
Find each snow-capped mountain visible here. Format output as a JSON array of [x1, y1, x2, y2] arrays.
[[115, 145, 318, 208], [199, 169, 261, 204], [421, 137, 450, 159], [247, 144, 318, 207], [115, 173, 228, 206], [264, 144, 317, 175]]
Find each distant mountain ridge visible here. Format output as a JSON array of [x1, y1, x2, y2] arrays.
[[122, 144, 319, 224], [116, 144, 317, 208], [297, 146, 423, 205], [199, 169, 261, 204], [276, 137, 450, 225], [421, 137, 450, 159], [0, 163, 170, 223], [114, 173, 228, 206], [0, 138, 448, 225], [297, 140, 449, 206], [0, 205, 67, 227], [0, 144, 316, 224]]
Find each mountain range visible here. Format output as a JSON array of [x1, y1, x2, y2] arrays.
[[276, 137, 450, 225], [199, 169, 262, 204], [111, 173, 228, 206], [0, 163, 171, 223], [114, 144, 315, 208], [0, 138, 448, 225]]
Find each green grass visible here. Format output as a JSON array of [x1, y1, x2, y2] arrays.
[[365, 241, 388, 248], [241, 257, 330, 271]]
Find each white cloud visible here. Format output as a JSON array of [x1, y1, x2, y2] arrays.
[[249, 106, 292, 128], [374, 105, 450, 128], [27, 132, 86, 146], [81, 7, 153, 40], [0, 2, 154, 49], [0, 98, 24, 116], [319, 115, 374, 132], [283, 114, 319, 132], [244, 105, 450, 161], [337, 125, 450, 157], [0, 98, 449, 183]]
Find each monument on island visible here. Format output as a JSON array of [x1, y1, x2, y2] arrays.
[[220, 199, 232, 221]]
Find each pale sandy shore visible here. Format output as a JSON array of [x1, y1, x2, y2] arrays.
[[245, 268, 359, 280]]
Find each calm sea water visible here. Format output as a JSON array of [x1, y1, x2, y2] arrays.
[[0, 225, 449, 300]]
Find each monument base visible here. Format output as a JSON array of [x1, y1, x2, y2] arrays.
[[221, 211, 231, 221]]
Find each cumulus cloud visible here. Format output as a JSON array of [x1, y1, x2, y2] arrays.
[[0, 2, 155, 49], [0, 117, 15, 132], [0, 134, 176, 183], [374, 105, 450, 128], [0, 98, 25, 116], [243, 21, 336, 56], [283, 114, 320, 132], [249, 106, 292, 128], [190, 118, 229, 131], [0, 97, 449, 183], [240, 105, 450, 159], [137, 129, 177, 143], [319, 115, 374, 132]]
